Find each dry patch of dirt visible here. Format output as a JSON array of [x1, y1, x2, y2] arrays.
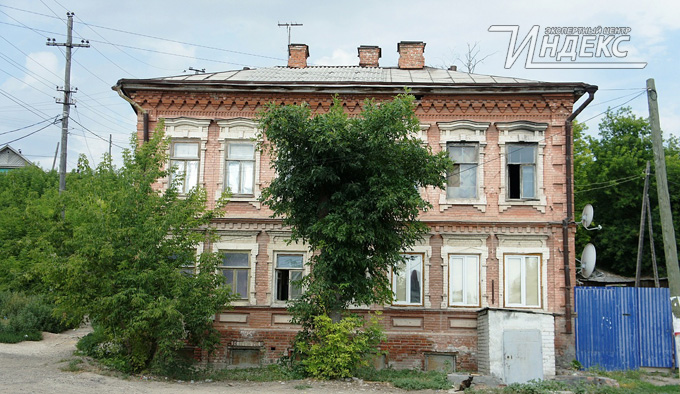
[[0, 327, 444, 394]]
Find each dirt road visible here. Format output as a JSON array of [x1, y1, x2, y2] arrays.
[[0, 327, 429, 394]]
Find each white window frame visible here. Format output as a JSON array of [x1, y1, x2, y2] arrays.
[[506, 143, 537, 200], [441, 234, 489, 309], [216, 118, 262, 209], [274, 253, 304, 302], [446, 143, 479, 199], [266, 231, 310, 307], [496, 121, 548, 213], [169, 139, 200, 194], [163, 118, 210, 192], [225, 141, 256, 196], [503, 254, 542, 308], [448, 254, 480, 307], [210, 231, 259, 306], [496, 234, 549, 310], [392, 253, 424, 306], [438, 121, 490, 213], [219, 250, 251, 300]]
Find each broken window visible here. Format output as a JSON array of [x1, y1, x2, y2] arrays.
[[447, 143, 478, 198], [507, 144, 536, 199], [275, 254, 303, 301]]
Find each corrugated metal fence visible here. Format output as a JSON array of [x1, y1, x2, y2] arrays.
[[575, 286, 675, 370]]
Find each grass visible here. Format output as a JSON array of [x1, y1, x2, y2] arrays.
[[61, 358, 84, 372], [467, 368, 680, 394], [205, 364, 297, 382], [355, 367, 453, 390]]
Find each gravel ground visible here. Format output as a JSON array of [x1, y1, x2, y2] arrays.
[[0, 327, 444, 394]]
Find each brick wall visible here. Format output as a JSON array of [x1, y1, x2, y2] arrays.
[[129, 87, 577, 371]]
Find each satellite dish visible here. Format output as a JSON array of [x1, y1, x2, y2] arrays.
[[580, 243, 597, 278], [581, 204, 594, 228]]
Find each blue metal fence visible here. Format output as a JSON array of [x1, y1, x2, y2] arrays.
[[575, 286, 674, 370]]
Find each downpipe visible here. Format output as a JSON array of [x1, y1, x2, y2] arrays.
[[563, 85, 597, 334]]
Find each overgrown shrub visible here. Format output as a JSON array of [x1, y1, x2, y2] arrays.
[[0, 291, 74, 343], [292, 313, 385, 379]]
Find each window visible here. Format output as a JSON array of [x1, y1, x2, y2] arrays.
[[170, 141, 200, 194], [275, 254, 303, 301], [226, 142, 255, 195], [447, 143, 478, 199], [175, 249, 197, 276], [507, 144, 536, 199], [392, 254, 423, 305], [449, 255, 479, 306], [220, 251, 250, 299], [504, 254, 540, 307]]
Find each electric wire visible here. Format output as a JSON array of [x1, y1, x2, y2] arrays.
[[1, 118, 59, 145], [0, 4, 285, 61], [574, 173, 642, 189], [69, 118, 126, 149], [574, 175, 644, 194], [0, 116, 59, 136], [0, 88, 52, 119]]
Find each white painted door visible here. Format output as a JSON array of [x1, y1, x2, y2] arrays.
[[503, 330, 543, 384]]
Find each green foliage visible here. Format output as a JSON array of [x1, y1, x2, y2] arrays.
[[291, 313, 385, 379], [356, 367, 452, 390], [0, 291, 74, 343], [43, 121, 233, 373], [258, 93, 452, 324], [206, 363, 296, 382], [574, 108, 680, 276], [0, 166, 62, 293]]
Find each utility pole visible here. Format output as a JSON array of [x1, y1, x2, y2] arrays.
[[646, 78, 680, 373], [635, 161, 651, 287], [51, 142, 59, 172], [108, 134, 112, 158], [47, 12, 89, 193]]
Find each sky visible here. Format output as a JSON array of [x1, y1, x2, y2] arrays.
[[1, 0, 679, 170]]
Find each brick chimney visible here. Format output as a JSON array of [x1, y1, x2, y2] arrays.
[[358, 45, 381, 67], [397, 41, 426, 69], [288, 43, 309, 68]]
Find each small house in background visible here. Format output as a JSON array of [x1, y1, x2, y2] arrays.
[[0, 145, 31, 173], [115, 41, 597, 383]]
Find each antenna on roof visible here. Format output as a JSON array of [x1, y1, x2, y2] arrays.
[[184, 67, 205, 74], [278, 22, 303, 46]]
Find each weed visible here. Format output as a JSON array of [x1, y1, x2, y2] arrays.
[[61, 358, 84, 372], [356, 367, 452, 390], [294, 383, 313, 390]]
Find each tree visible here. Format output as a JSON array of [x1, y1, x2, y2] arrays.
[[574, 107, 680, 276], [258, 94, 452, 324], [47, 123, 232, 372], [0, 166, 62, 293]]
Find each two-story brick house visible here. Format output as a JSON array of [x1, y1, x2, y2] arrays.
[[114, 41, 596, 381]]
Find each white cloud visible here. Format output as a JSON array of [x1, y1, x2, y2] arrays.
[[24, 52, 59, 88], [313, 49, 355, 66]]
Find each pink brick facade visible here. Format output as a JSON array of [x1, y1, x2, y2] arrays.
[[116, 43, 594, 372]]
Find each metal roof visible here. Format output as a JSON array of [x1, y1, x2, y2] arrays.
[[152, 66, 540, 85]]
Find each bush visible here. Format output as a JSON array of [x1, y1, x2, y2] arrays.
[[0, 291, 74, 343], [292, 313, 385, 379]]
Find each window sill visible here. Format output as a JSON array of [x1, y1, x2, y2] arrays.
[[227, 195, 261, 209]]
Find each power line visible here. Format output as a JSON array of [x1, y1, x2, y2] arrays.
[[69, 117, 126, 149], [0, 88, 52, 119], [1, 118, 59, 145], [0, 116, 59, 136], [574, 175, 643, 194], [0, 4, 285, 61]]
